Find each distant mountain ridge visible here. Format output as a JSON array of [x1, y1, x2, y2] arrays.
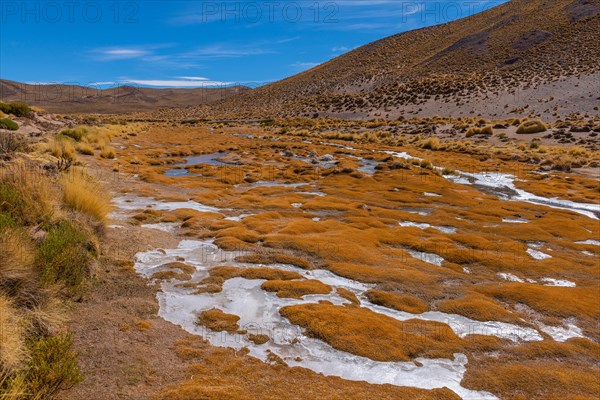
[[0, 80, 249, 114]]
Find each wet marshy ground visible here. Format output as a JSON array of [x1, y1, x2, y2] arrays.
[[106, 124, 600, 400]]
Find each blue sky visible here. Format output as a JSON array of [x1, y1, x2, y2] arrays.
[[0, 1, 506, 88]]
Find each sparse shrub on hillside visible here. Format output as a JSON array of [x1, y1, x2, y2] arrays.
[[0, 118, 19, 131], [0, 102, 32, 118], [37, 221, 95, 287], [23, 334, 83, 398], [516, 120, 547, 134]]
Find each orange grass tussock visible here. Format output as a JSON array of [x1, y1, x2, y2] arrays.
[[261, 279, 332, 299], [365, 289, 428, 314], [196, 308, 243, 334], [280, 303, 463, 362]]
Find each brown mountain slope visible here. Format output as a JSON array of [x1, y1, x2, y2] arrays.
[[195, 0, 599, 120], [0, 80, 249, 114]]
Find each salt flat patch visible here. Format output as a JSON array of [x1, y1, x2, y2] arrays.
[[299, 191, 326, 197], [400, 207, 432, 216], [498, 273, 524, 283], [538, 319, 585, 342], [399, 221, 456, 234], [405, 249, 445, 266], [236, 181, 307, 190], [384, 150, 423, 161], [576, 239, 600, 246], [383, 149, 600, 220], [527, 248, 552, 260], [224, 213, 254, 222], [141, 222, 179, 233], [502, 218, 529, 224], [113, 195, 221, 214], [423, 192, 441, 197], [541, 278, 576, 287]]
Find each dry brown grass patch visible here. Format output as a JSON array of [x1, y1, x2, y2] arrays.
[[437, 294, 523, 324], [261, 279, 331, 299], [280, 303, 463, 362], [62, 170, 112, 224], [365, 289, 428, 314], [196, 308, 242, 334]]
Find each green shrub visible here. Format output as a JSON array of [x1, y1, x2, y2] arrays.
[[24, 334, 83, 398], [59, 127, 88, 142], [517, 120, 547, 134], [0, 211, 17, 230], [0, 102, 32, 118], [37, 221, 94, 287], [0, 118, 19, 131]]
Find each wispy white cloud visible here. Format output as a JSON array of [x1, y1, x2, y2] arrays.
[[290, 61, 320, 69], [183, 44, 273, 59], [92, 47, 150, 61], [176, 76, 210, 81], [126, 79, 233, 87], [332, 46, 351, 53], [89, 78, 234, 88]]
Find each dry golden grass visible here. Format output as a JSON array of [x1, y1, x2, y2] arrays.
[[0, 162, 57, 225], [61, 170, 112, 224], [99, 146, 116, 159], [463, 339, 600, 399], [437, 294, 523, 324], [0, 294, 28, 373], [477, 284, 600, 321], [248, 334, 270, 345], [336, 288, 360, 305], [365, 289, 428, 314], [516, 120, 547, 134], [197, 266, 303, 293], [151, 270, 193, 281], [196, 308, 241, 334], [280, 303, 463, 362], [75, 143, 94, 155], [261, 279, 331, 299], [236, 252, 312, 269]]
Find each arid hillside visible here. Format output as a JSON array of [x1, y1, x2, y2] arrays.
[[186, 0, 599, 120], [0, 80, 249, 114]]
